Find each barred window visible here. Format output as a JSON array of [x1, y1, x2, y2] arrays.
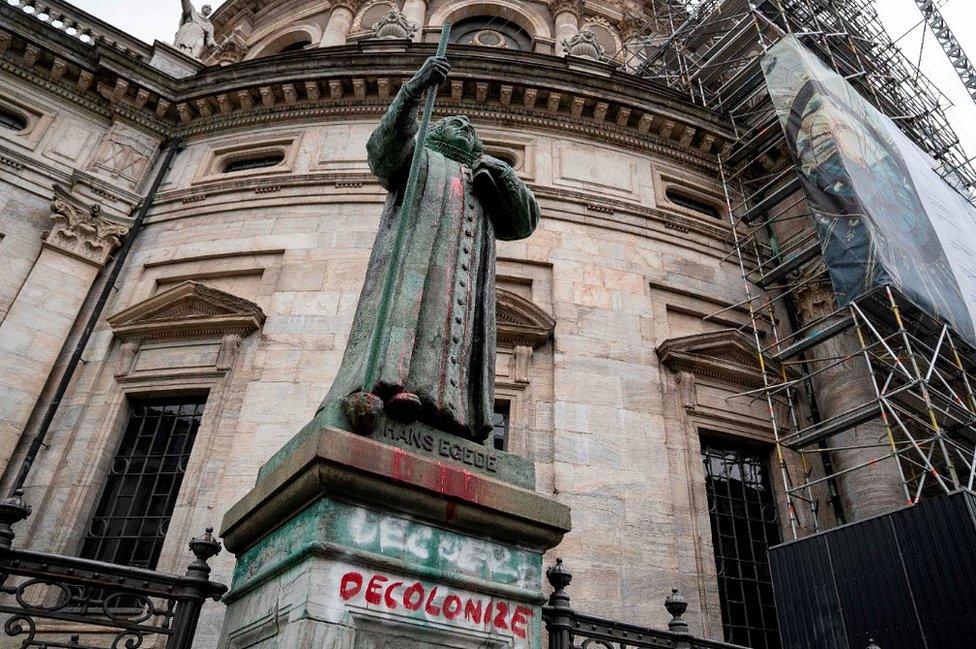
[[490, 400, 511, 452], [81, 397, 206, 569], [701, 436, 782, 649]]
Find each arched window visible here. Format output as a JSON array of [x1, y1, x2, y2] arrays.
[[450, 16, 532, 51], [0, 105, 28, 132], [277, 39, 311, 54], [254, 30, 315, 58]]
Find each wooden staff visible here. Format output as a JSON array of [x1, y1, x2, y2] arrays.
[[362, 23, 453, 389]]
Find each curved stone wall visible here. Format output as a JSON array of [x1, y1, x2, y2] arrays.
[[0, 2, 812, 646]]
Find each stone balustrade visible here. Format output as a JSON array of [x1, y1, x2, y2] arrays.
[[5, 0, 151, 60]]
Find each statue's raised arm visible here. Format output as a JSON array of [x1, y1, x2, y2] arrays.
[[366, 56, 451, 189], [174, 0, 214, 60]]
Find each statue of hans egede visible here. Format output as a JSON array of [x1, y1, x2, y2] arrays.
[[174, 0, 214, 59], [310, 55, 541, 443]]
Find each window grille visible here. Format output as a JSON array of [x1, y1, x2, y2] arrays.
[[701, 436, 782, 649], [491, 400, 511, 452], [81, 397, 206, 570]]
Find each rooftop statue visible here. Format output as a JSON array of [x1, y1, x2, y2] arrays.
[[174, 0, 214, 59], [309, 55, 541, 443]]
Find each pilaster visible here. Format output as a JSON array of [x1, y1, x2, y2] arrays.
[[0, 186, 126, 471]]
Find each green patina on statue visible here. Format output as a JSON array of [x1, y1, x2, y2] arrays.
[[308, 55, 541, 443]]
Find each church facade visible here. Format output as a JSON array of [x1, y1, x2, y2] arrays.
[[0, 1, 814, 647]]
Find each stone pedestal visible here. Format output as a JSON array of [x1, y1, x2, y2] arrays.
[[218, 427, 571, 648]]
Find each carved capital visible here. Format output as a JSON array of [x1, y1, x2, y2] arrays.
[[793, 271, 837, 326], [332, 0, 365, 13], [44, 185, 127, 266], [209, 34, 247, 65], [551, 0, 584, 18]]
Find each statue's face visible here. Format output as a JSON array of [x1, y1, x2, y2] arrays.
[[426, 116, 484, 165], [436, 116, 478, 155], [202, 4, 213, 16]]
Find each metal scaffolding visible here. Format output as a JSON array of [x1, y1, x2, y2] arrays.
[[619, 0, 976, 536]]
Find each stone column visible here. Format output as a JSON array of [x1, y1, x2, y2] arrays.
[[0, 191, 125, 469], [401, 0, 426, 42], [321, 0, 358, 47], [794, 280, 906, 521], [552, 0, 582, 56]]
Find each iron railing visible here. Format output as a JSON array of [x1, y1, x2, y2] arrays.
[[542, 558, 750, 649], [0, 490, 226, 649]]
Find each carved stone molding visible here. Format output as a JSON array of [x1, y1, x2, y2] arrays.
[[656, 329, 768, 388], [45, 184, 128, 266], [107, 280, 266, 342], [371, 10, 417, 40], [496, 289, 555, 350], [87, 123, 158, 191], [563, 28, 605, 60]]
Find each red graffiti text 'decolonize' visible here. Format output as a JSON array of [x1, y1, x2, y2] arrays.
[[339, 570, 534, 639]]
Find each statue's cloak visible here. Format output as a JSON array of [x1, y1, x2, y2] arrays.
[[309, 87, 540, 442]]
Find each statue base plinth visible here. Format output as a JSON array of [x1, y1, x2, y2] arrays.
[[217, 427, 571, 648]]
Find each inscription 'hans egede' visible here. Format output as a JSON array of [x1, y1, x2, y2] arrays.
[[380, 426, 498, 473]]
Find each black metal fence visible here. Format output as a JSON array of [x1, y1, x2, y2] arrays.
[[542, 558, 750, 649], [0, 489, 226, 649]]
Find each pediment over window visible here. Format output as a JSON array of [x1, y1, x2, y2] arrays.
[[108, 281, 265, 342], [497, 289, 555, 349], [656, 329, 767, 388]]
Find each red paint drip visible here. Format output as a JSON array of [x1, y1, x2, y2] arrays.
[[451, 176, 463, 196], [391, 448, 407, 482], [461, 469, 476, 501]]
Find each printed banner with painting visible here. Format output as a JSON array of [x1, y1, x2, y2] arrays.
[[761, 36, 976, 348]]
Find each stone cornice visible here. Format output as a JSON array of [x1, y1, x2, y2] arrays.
[[656, 329, 771, 388], [148, 170, 733, 250], [107, 280, 266, 342], [496, 289, 555, 349], [2, 13, 735, 166]]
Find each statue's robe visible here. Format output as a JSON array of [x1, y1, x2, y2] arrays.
[[311, 87, 540, 442]]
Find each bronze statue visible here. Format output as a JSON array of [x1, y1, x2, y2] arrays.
[[309, 56, 540, 443]]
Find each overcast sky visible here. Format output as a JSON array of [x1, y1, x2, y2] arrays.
[[68, 0, 976, 156]]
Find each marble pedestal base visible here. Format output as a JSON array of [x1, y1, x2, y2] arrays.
[[218, 427, 571, 649]]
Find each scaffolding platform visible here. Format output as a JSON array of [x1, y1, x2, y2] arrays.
[[623, 0, 976, 537]]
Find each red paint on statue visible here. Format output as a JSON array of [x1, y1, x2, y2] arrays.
[[452, 176, 463, 196]]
